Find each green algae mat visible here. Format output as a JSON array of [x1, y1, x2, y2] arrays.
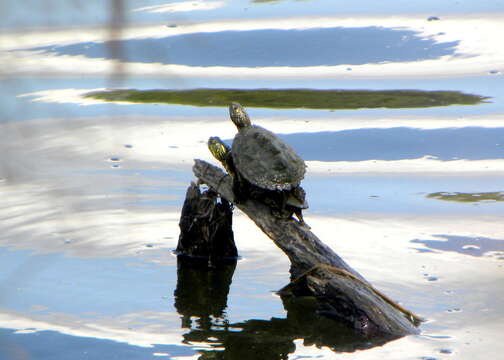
[[85, 88, 487, 109]]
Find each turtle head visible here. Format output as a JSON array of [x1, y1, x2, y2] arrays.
[[208, 136, 230, 163], [229, 102, 251, 130]]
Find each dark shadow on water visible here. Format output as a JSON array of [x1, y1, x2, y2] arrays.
[[174, 256, 399, 359], [34, 27, 459, 67], [411, 235, 504, 258]]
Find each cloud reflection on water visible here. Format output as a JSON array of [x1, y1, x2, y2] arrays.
[[133, 1, 226, 14]]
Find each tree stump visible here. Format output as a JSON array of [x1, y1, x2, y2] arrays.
[[192, 159, 422, 338], [177, 181, 238, 266]]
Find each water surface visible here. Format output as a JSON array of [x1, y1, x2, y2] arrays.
[[1, 1, 503, 359]]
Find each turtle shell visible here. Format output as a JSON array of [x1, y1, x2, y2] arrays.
[[231, 125, 306, 191]]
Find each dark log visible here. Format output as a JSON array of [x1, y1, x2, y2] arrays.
[[193, 159, 422, 338], [177, 181, 237, 265]]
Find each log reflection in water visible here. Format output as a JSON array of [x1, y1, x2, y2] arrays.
[[173, 257, 397, 359]]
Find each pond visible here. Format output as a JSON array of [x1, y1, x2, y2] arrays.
[[1, 1, 503, 359]]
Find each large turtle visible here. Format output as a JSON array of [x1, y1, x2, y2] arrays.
[[208, 135, 308, 225], [229, 102, 306, 192], [208, 103, 308, 225]]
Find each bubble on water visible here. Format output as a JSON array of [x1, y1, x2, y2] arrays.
[[423, 274, 438, 281], [108, 158, 121, 167], [418, 357, 438, 360], [447, 308, 462, 313], [439, 348, 453, 354], [167, 24, 177, 28], [168, 145, 179, 149], [153, 352, 170, 357], [488, 70, 501, 75], [64, 239, 72, 244], [14, 328, 38, 334], [423, 334, 452, 340], [145, 243, 154, 248], [444, 290, 454, 295], [124, 144, 133, 148], [427, 16, 441, 21], [462, 244, 480, 250]]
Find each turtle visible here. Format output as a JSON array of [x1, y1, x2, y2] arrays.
[[208, 136, 235, 177], [210, 103, 308, 223], [229, 102, 306, 192], [208, 135, 308, 226]]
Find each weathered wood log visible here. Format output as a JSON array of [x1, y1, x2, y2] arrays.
[[193, 159, 422, 338], [177, 181, 237, 265]]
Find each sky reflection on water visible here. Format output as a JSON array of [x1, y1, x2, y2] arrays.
[[35, 27, 459, 67], [280, 127, 504, 161], [411, 234, 504, 258]]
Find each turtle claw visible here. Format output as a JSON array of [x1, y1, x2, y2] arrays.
[[298, 220, 311, 229]]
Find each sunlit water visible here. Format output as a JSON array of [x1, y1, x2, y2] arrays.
[[1, 1, 503, 359]]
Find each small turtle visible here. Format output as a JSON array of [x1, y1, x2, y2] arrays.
[[208, 136, 235, 177], [208, 135, 308, 225]]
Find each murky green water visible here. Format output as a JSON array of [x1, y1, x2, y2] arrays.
[[1, 1, 503, 359]]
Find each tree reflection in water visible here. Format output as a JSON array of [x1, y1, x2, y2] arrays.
[[174, 257, 398, 359]]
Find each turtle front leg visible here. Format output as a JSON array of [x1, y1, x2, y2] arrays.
[[292, 207, 310, 229], [232, 177, 244, 203], [232, 173, 249, 204], [279, 191, 310, 228]]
